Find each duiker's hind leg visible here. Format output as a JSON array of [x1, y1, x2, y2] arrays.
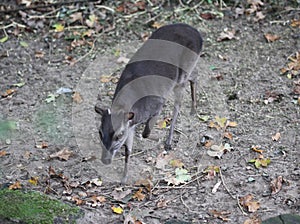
[[165, 84, 184, 150], [189, 71, 197, 114], [121, 127, 134, 185]]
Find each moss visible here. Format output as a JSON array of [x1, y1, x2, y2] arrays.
[[0, 189, 82, 224]]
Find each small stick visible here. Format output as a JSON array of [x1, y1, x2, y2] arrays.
[[219, 168, 235, 199]]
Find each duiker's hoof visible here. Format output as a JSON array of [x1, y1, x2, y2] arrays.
[[121, 176, 128, 185], [164, 143, 172, 151]]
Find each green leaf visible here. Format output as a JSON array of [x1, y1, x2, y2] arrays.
[[197, 115, 210, 122], [175, 168, 191, 183], [249, 159, 256, 163], [45, 94, 58, 103], [53, 23, 64, 32], [12, 82, 26, 88], [254, 160, 261, 169], [0, 36, 8, 43], [20, 41, 28, 48]]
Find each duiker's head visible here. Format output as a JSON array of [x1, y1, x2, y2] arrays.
[[95, 105, 134, 165]]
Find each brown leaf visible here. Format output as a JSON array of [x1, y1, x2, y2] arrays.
[[270, 176, 283, 195], [217, 29, 236, 42], [132, 188, 145, 201], [254, 11, 265, 22], [251, 146, 264, 154], [134, 178, 153, 192], [151, 21, 163, 29], [111, 188, 132, 201], [35, 141, 48, 149], [9, 180, 22, 190], [223, 132, 233, 140], [272, 132, 281, 141], [35, 51, 45, 58], [49, 148, 72, 161], [72, 92, 83, 104], [239, 194, 260, 213], [210, 209, 231, 221], [247, 201, 260, 212], [264, 33, 280, 43], [243, 215, 262, 224], [157, 199, 168, 208], [169, 159, 184, 168], [155, 152, 173, 170], [2, 89, 16, 98], [72, 196, 85, 205], [0, 150, 7, 157], [70, 12, 83, 24], [291, 19, 300, 27], [200, 13, 216, 20]]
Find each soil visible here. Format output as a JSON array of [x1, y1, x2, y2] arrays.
[[0, 1, 299, 223]]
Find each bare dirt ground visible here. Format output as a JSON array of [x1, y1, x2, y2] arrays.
[[0, 1, 299, 223]]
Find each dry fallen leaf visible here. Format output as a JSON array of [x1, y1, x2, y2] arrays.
[[72, 196, 85, 205], [169, 159, 184, 168], [210, 209, 231, 221], [243, 214, 261, 224], [72, 92, 83, 104], [272, 132, 281, 141], [117, 56, 130, 64], [49, 148, 72, 161], [264, 33, 280, 43], [111, 188, 132, 201], [291, 19, 300, 28], [212, 181, 222, 194], [35, 141, 48, 149], [0, 150, 7, 157], [270, 176, 283, 195], [217, 29, 236, 42], [155, 152, 173, 170], [132, 188, 146, 201], [134, 178, 153, 192], [157, 199, 168, 208], [9, 180, 22, 190], [2, 89, 16, 98], [239, 194, 260, 213], [251, 146, 264, 154]]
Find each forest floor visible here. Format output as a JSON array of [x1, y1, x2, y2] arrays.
[[0, 1, 299, 223]]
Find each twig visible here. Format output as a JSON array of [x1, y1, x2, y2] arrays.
[[0, 21, 26, 30], [0, 0, 101, 14], [95, 5, 115, 13], [237, 197, 248, 216], [114, 149, 145, 161], [73, 38, 96, 64], [180, 191, 201, 214], [219, 168, 235, 199]]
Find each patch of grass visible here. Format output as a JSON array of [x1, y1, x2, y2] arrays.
[[0, 119, 17, 141], [0, 189, 82, 224]]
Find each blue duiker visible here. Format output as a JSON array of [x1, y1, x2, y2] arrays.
[[95, 23, 203, 184]]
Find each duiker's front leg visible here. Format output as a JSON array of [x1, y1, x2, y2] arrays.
[[121, 128, 134, 184], [165, 85, 184, 150], [189, 70, 197, 114], [142, 116, 159, 138], [189, 79, 197, 115]]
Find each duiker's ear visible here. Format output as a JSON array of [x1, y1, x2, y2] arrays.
[[127, 112, 134, 120], [95, 105, 105, 115]]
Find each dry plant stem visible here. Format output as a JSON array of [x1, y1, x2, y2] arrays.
[[180, 191, 201, 214], [237, 197, 248, 216], [219, 168, 235, 199], [0, 0, 101, 13], [74, 38, 96, 64]]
